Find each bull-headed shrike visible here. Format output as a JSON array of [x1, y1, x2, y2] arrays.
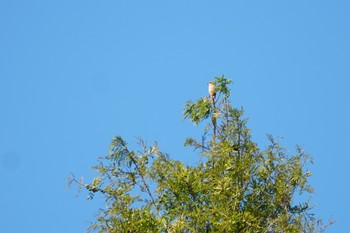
[[208, 81, 216, 100]]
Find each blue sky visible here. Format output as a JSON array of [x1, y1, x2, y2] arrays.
[[0, 1, 349, 232]]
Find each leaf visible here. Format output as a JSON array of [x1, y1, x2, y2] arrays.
[[183, 98, 211, 125]]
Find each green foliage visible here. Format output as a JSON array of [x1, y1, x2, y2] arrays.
[[214, 75, 232, 98], [183, 98, 211, 126], [69, 76, 331, 232]]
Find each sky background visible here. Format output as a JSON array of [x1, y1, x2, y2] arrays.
[[0, 1, 349, 232]]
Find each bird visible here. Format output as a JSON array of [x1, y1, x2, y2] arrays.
[[208, 81, 216, 100]]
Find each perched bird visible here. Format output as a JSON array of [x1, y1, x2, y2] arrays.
[[208, 81, 216, 100]]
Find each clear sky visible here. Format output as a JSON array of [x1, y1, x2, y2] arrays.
[[0, 1, 349, 232]]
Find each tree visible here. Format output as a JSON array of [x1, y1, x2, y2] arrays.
[[68, 76, 331, 232]]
